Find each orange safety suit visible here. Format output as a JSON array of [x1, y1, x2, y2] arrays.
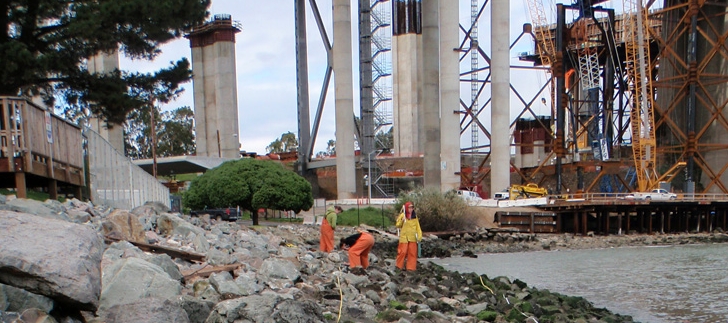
[[343, 232, 375, 269], [319, 206, 337, 252], [395, 202, 422, 271]]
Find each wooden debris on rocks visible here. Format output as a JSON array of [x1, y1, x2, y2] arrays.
[[104, 236, 205, 263]]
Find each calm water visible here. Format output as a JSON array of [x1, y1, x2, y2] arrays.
[[428, 244, 728, 323]]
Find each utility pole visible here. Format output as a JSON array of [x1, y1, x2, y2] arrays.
[[150, 99, 157, 178]]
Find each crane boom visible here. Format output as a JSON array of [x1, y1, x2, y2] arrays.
[[623, 0, 658, 191], [525, 0, 556, 69], [524, 0, 557, 120]]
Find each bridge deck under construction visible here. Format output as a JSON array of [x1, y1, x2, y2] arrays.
[[496, 196, 728, 235]]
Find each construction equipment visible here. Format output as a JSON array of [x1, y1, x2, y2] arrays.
[[524, 0, 557, 118], [524, 0, 556, 69], [509, 183, 549, 199], [623, 0, 658, 191]]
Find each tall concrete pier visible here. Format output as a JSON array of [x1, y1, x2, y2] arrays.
[[186, 14, 241, 158], [392, 0, 423, 157], [392, 0, 460, 192], [87, 52, 124, 153], [439, 0, 461, 192], [490, 0, 511, 197], [422, 0, 440, 188], [333, 0, 357, 199]]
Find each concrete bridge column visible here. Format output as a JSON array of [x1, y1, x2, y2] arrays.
[[333, 0, 356, 199], [439, 0, 461, 192], [490, 0, 511, 198]]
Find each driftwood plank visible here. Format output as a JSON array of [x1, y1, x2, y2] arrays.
[[104, 236, 206, 263]]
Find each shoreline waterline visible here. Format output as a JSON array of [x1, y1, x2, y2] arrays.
[[427, 243, 728, 323]]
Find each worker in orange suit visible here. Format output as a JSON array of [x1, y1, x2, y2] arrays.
[[320, 205, 342, 252], [339, 227, 375, 274], [395, 201, 422, 271]]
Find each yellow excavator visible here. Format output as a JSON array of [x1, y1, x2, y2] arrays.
[[509, 183, 549, 200]]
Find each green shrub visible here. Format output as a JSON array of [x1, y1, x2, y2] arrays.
[[338, 206, 394, 228], [476, 310, 499, 321], [395, 187, 480, 232], [389, 300, 407, 310], [375, 309, 402, 321], [414, 311, 435, 319]]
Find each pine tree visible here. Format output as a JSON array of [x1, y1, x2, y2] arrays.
[[0, 0, 210, 123]]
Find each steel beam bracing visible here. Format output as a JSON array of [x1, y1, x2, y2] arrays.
[[650, 1, 728, 193], [295, 0, 333, 172], [460, 0, 568, 190], [294, 0, 311, 174], [459, 0, 490, 188]]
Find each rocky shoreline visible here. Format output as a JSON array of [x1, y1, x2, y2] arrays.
[[2, 197, 725, 323]]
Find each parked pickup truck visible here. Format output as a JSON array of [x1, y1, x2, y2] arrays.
[[190, 207, 241, 221], [632, 189, 678, 201]]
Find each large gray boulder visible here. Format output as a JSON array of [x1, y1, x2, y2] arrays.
[[99, 257, 181, 310], [101, 298, 189, 323], [176, 296, 215, 323], [0, 283, 54, 313], [131, 201, 170, 216], [204, 294, 280, 323], [157, 214, 204, 238], [5, 199, 69, 222], [270, 299, 326, 323], [147, 254, 183, 282], [259, 258, 300, 280], [0, 211, 103, 311], [208, 272, 242, 299], [204, 295, 325, 323]]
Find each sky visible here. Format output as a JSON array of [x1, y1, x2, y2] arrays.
[[118, 0, 625, 155]]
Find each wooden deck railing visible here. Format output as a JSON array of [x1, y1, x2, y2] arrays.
[[0, 96, 84, 195]]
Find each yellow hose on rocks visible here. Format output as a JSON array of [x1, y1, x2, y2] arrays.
[[336, 266, 344, 323], [479, 275, 495, 294]]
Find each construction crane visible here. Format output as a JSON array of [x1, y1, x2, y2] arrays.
[[525, 0, 556, 68], [524, 0, 557, 118], [623, 0, 658, 192]]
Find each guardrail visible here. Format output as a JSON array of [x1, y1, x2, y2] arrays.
[[550, 192, 728, 203]]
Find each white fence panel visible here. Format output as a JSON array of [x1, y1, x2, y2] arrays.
[[87, 129, 169, 210]]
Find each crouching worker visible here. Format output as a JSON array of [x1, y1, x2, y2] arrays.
[[339, 227, 375, 274]]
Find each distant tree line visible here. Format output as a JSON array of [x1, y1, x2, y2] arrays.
[[124, 106, 195, 159]]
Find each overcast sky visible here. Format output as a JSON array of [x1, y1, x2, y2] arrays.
[[118, 0, 614, 155]]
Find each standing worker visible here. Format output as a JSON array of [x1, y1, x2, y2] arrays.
[[320, 205, 343, 252], [396, 201, 422, 271], [339, 227, 375, 275]]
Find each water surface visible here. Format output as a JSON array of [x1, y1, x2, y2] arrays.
[[428, 244, 728, 323]]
